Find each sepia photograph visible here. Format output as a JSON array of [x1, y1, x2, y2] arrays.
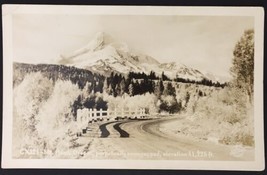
[[2, 5, 264, 170]]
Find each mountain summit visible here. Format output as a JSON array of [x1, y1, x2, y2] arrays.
[[57, 32, 210, 81]]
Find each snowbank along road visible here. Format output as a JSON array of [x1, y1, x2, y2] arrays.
[[78, 116, 254, 160]]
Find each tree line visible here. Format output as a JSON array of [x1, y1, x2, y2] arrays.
[[13, 62, 105, 91], [14, 62, 226, 115]]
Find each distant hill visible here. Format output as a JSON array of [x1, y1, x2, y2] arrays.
[[13, 62, 105, 90]]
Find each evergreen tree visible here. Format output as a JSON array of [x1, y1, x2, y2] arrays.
[[95, 96, 108, 110], [154, 81, 161, 98], [128, 83, 135, 96], [94, 81, 101, 93], [148, 80, 155, 93], [149, 71, 157, 79], [163, 82, 176, 96], [114, 84, 120, 97], [103, 78, 109, 94], [159, 80, 164, 95], [230, 29, 254, 103], [119, 78, 126, 95], [83, 95, 96, 109], [162, 72, 165, 81], [134, 81, 141, 95], [86, 82, 93, 94]]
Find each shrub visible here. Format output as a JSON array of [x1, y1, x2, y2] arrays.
[[185, 86, 254, 146], [159, 95, 182, 114]]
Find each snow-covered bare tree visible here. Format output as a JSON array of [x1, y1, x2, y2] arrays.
[[13, 72, 54, 136]]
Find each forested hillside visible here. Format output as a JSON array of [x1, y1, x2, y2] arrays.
[[13, 62, 225, 117]]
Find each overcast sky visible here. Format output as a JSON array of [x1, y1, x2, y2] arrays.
[[13, 14, 254, 78]]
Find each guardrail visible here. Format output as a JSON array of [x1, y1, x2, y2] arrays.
[[77, 108, 147, 125]]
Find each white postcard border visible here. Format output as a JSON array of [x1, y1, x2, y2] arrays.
[[1, 5, 265, 170]]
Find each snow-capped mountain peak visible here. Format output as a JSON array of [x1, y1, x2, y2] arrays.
[[56, 32, 220, 82], [60, 32, 113, 61]]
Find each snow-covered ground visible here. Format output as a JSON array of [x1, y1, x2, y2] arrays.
[[157, 115, 254, 160]]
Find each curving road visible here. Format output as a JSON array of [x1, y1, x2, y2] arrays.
[[82, 117, 254, 160]]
